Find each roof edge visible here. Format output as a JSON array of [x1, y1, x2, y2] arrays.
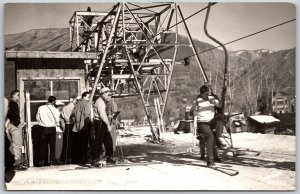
[[5, 50, 98, 59]]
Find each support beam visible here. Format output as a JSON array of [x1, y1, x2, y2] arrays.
[[177, 5, 208, 83], [125, 3, 170, 73], [125, 47, 159, 141], [89, 5, 122, 102]]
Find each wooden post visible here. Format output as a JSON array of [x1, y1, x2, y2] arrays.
[[76, 14, 80, 48], [154, 98, 161, 135], [156, 98, 165, 139], [25, 91, 33, 167]]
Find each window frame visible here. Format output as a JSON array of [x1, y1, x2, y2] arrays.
[[22, 77, 82, 123]]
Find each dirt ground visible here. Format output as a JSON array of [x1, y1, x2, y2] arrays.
[[5, 127, 296, 191]]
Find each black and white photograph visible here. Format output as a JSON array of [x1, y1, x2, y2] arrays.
[[3, 2, 296, 191]]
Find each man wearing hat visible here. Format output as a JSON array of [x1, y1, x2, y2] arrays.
[[91, 87, 116, 167], [193, 85, 222, 167]]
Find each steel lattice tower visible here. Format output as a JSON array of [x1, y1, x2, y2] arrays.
[[69, 3, 208, 141]]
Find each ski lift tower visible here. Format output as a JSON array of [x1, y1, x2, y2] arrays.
[[69, 3, 208, 141]]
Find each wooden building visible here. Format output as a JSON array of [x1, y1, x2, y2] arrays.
[[5, 50, 97, 124], [248, 115, 280, 134], [5, 50, 97, 166]]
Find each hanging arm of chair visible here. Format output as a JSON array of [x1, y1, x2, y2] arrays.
[[203, 2, 229, 115]]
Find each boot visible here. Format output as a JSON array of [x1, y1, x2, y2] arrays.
[[214, 157, 223, 163], [200, 154, 205, 161], [14, 163, 28, 171], [106, 157, 117, 164], [216, 138, 226, 148], [91, 159, 102, 168], [38, 160, 45, 167], [207, 159, 215, 168], [213, 145, 222, 163], [49, 160, 55, 166]]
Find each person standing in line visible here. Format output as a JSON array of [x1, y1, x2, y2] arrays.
[[4, 97, 16, 184], [6, 90, 27, 170], [91, 87, 116, 167], [71, 92, 93, 164], [36, 96, 60, 167], [54, 100, 64, 165], [61, 96, 79, 164]]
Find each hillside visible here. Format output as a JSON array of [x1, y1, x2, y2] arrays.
[[4, 28, 296, 122]]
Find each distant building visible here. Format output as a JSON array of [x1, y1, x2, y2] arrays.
[[272, 92, 295, 114], [248, 115, 280, 134], [273, 112, 296, 135]]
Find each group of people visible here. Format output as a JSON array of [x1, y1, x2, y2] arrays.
[[192, 83, 226, 168], [36, 87, 118, 167], [4, 87, 118, 174], [4, 82, 225, 175]]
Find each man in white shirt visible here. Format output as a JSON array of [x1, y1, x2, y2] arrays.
[[193, 85, 221, 167], [36, 96, 60, 166]]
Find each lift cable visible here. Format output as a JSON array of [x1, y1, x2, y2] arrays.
[[151, 3, 218, 41], [168, 2, 218, 30], [177, 18, 296, 61]]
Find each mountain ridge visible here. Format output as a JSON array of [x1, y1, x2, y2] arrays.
[[4, 28, 295, 120]]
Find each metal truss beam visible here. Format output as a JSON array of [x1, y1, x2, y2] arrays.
[[69, 3, 208, 141]]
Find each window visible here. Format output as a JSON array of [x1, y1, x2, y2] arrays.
[[53, 80, 79, 100], [24, 79, 80, 121], [24, 81, 51, 100]]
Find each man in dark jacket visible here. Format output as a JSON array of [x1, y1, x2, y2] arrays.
[[71, 92, 93, 164], [6, 90, 27, 170]]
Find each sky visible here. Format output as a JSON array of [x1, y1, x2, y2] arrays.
[[3, 2, 296, 51]]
